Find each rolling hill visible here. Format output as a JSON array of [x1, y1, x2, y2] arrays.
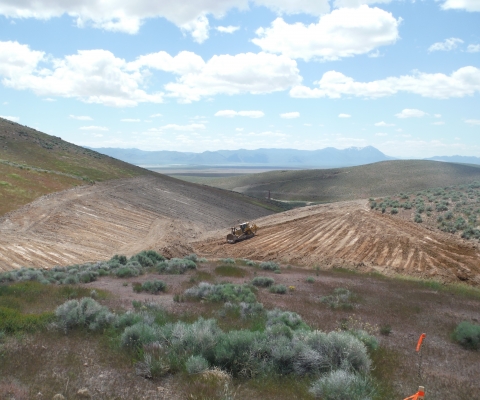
[[0, 117, 154, 216], [190, 160, 480, 203]]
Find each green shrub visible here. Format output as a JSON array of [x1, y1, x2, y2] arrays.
[[309, 370, 376, 400], [121, 322, 157, 348], [260, 261, 280, 271], [306, 276, 315, 283], [110, 254, 127, 265], [55, 297, 114, 332], [320, 288, 355, 310], [186, 355, 209, 374], [269, 285, 287, 294], [380, 324, 392, 336], [130, 250, 165, 267], [252, 276, 275, 287], [390, 208, 398, 215], [185, 283, 257, 304], [221, 258, 236, 264], [134, 280, 167, 294], [156, 258, 197, 274], [453, 321, 480, 350], [245, 260, 257, 267], [184, 254, 199, 262], [414, 214, 423, 223]]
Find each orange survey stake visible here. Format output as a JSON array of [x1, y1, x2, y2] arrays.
[[416, 333, 426, 352]]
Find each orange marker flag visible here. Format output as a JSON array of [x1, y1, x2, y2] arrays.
[[416, 333, 426, 352]]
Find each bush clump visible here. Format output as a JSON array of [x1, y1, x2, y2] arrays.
[[320, 288, 355, 310], [309, 370, 376, 400], [251, 276, 275, 287], [156, 258, 197, 274], [260, 261, 280, 271], [55, 297, 114, 332], [269, 284, 287, 294], [185, 283, 256, 304], [186, 355, 209, 374], [453, 321, 480, 350], [306, 276, 315, 283], [133, 280, 167, 294]]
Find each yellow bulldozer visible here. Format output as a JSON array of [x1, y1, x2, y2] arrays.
[[226, 222, 258, 244]]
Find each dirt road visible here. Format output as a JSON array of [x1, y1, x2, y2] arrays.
[[194, 200, 480, 284], [0, 175, 273, 271]]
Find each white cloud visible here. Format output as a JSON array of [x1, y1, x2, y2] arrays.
[[148, 123, 206, 132], [433, 121, 445, 125], [0, 41, 300, 106], [121, 118, 141, 122], [0, 0, 330, 41], [216, 25, 240, 33], [280, 112, 299, 119], [304, 123, 312, 126], [428, 37, 463, 52], [465, 119, 480, 125], [252, 6, 400, 61], [395, 109, 427, 119], [43, 98, 57, 102], [441, 0, 480, 12], [0, 115, 19, 122], [434, 114, 442, 118], [150, 113, 163, 118], [290, 66, 480, 99], [162, 52, 301, 103], [80, 125, 109, 131], [467, 44, 480, 53], [235, 128, 244, 131], [374, 121, 394, 126], [215, 110, 265, 118], [69, 115, 92, 120], [333, 0, 392, 7], [375, 132, 388, 136], [338, 113, 351, 118]]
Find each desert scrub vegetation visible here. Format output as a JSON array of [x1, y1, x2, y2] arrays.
[[185, 282, 257, 304], [269, 284, 288, 294], [251, 276, 275, 287], [0, 250, 197, 284], [370, 180, 480, 241], [132, 280, 167, 294], [320, 288, 356, 310], [453, 321, 480, 350], [260, 261, 280, 271]]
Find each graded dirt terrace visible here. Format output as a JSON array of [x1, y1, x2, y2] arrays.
[[0, 175, 273, 271], [194, 201, 480, 285]]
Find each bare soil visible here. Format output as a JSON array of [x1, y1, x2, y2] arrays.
[[1, 178, 479, 287]]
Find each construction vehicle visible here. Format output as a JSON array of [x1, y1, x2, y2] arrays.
[[227, 222, 258, 244]]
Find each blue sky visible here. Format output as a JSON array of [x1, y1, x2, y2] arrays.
[[0, 0, 479, 158]]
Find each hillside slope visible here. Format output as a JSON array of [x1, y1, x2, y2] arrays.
[[0, 117, 153, 216], [194, 160, 480, 202], [0, 175, 274, 271]]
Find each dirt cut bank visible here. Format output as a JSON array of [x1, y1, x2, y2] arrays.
[[0, 175, 273, 271], [194, 200, 480, 285]]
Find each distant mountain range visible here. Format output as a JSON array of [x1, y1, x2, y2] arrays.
[[427, 155, 480, 165], [89, 146, 395, 168]]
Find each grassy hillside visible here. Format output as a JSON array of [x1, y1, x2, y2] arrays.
[[0, 117, 153, 216], [186, 160, 480, 203]]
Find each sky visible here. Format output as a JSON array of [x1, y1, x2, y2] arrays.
[[0, 0, 479, 158]]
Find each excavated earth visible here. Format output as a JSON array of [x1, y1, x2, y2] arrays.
[[0, 175, 273, 271], [1, 175, 479, 285]]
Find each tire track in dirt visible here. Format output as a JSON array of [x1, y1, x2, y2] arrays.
[[0, 176, 273, 271], [194, 201, 480, 285]]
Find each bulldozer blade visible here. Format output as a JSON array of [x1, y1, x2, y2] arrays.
[[226, 234, 237, 244]]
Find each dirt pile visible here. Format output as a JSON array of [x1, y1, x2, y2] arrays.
[[194, 200, 480, 284], [0, 176, 273, 271]]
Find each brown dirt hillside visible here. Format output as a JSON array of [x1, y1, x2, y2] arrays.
[[0, 175, 274, 271], [189, 160, 480, 202], [194, 200, 480, 285], [0, 117, 153, 216]]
